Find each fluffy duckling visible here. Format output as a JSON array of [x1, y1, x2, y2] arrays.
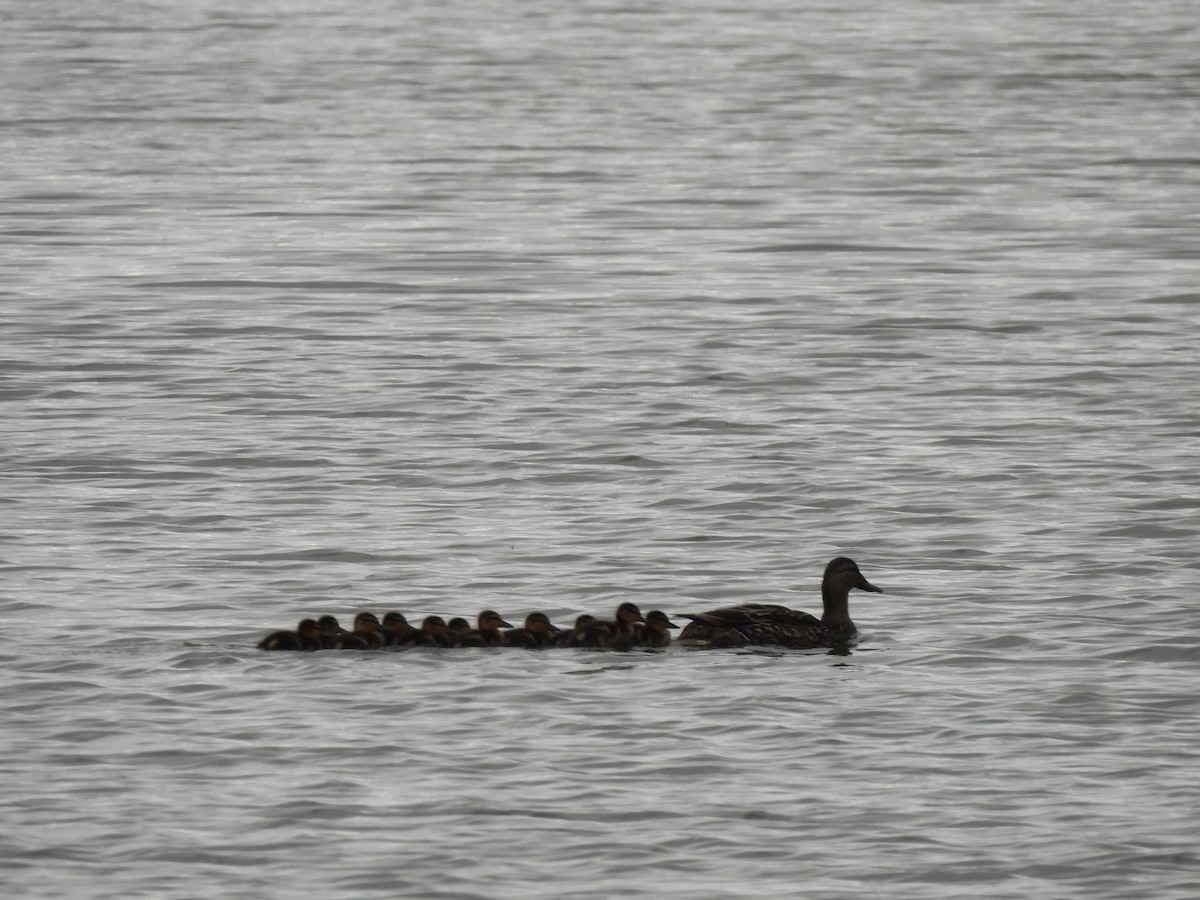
[[317, 614, 349, 649], [329, 631, 372, 650], [352, 612, 386, 649], [421, 615, 454, 648], [502, 612, 560, 649], [554, 614, 597, 648], [454, 610, 513, 648], [295, 618, 324, 651], [381, 611, 430, 647], [574, 602, 645, 649], [635, 610, 679, 649], [677, 557, 883, 650], [258, 618, 326, 651], [258, 627, 300, 651]]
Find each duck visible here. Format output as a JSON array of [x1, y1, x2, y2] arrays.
[[502, 612, 561, 649], [295, 618, 324, 651], [317, 614, 350, 649], [554, 614, 597, 648], [453, 610, 513, 648], [676, 557, 882, 650], [329, 631, 372, 650], [634, 610, 679, 649], [381, 611, 431, 647], [420, 615, 454, 647], [258, 626, 300, 651], [257, 618, 325, 651], [570, 603, 645, 649], [352, 612, 386, 649]]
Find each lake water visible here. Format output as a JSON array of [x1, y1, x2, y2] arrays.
[[3, 1, 1198, 897]]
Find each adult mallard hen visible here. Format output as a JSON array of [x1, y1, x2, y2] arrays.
[[676, 557, 883, 650]]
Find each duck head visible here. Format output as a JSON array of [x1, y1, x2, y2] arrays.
[[421, 615, 449, 638], [353, 612, 382, 634], [523, 612, 560, 635], [478, 610, 513, 632], [645, 610, 679, 634], [615, 602, 645, 626], [297, 619, 322, 638], [823, 557, 882, 596], [381, 611, 410, 633], [317, 615, 346, 636]]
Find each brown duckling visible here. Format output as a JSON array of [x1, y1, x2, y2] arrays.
[[447, 617, 471, 638], [677, 557, 883, 650], [329, 631, 372, 650], [381, 611, 430, 647], [635, 610, 679, 649], [421, 615, 454, 647], [258, 627, 301, 651], [258, 618, 326, 651], [613, 602, 646, 640], [453, 610, 513, 648], [573, 602, 645, 649], [317, 614, 349, 649], [502, 612, 560, 649], [352, 612, 386, 649], [295, 618, 324, 651], [554, 614, 597, 648]]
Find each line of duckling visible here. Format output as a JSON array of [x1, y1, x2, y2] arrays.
[[257, 602, 678, 652]]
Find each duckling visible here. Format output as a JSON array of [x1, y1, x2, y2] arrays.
[[634, 610, 679, 649], [453, 610, 513, 648], [554, 614, 597, 648], [296, 618, 324, 651], [577, 602, 646, 649], [317, 614, 349, 649], [257, 627, 302, 651], [352, 612, 386, 649], [447, 617, 471, 639], [329, 631, 372, 650], [677, 557, 883, 650], [421, 615, 454, 647], [381, 611, 430, 647], [502, 612, 561, 649], [259, 615, 376, 651]]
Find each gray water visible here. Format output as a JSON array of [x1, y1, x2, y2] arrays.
[[3, 1, 1199, 897]]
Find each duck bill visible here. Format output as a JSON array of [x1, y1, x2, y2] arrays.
[[858, 575, 883, 594]]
